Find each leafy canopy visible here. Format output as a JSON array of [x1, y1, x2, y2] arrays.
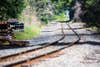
[[28, 0, 99, 25], [28, 0, 70, 22], [0, 0, 26, 20]]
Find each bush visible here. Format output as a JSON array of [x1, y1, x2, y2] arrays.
[[0, 0, 26, 20]]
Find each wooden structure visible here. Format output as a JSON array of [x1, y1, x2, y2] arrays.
[[0, 20, 29, 46]]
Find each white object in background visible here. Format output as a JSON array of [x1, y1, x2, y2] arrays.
[[65, 10, 70, 20]]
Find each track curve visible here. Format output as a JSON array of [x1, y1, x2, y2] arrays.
[[0, 22, 81, 67]]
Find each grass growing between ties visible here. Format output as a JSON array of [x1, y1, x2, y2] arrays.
[[14, 25, 41, 40]]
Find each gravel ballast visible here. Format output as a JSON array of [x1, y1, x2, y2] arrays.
[[0, 22, 100, 67], [27, 23, 100, 67]]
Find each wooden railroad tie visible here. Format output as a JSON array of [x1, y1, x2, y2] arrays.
[[0, 21, 29, 46]]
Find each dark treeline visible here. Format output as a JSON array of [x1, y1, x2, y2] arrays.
[[71, 0, 100, 27], [28, 0, 100, 27], [0, 0, 99, 27], [0, 0, 26, 20]]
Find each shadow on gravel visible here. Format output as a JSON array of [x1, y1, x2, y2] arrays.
[[1, 41, 100, 50], [49, 41, 100, 46], [63, 27, 86, 30], [52, 42, 71, 46], [0, 43, 48, 50], [40, 41, 100, 46], [0, 45, 26, 50], [66, 33, 100, 36], [0, 32, 99, 50], [77, 41, 100, 46], [39, 42, 73, 46]]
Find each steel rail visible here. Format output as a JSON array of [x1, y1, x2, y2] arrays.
[[0, 22, 81, 67], [0, 23, 64, 66], [0, 23, 63, 58]]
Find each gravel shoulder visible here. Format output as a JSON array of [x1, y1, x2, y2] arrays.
[[0, 22, 63, 58], [0, 22, 100, 67], [29, 23, 100, 67]]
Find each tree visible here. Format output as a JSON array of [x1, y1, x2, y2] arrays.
[[72, 0, 100, 27], [28, 0, 54, 23], [0, 0, 26, 20], [28, 0, 70, 23], [28, 0, 100, 27]]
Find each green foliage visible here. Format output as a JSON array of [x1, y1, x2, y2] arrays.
[[80, 0, 100, 27], [53, 12, 66, 20], [28, 0, 71, 23], [0, 0, 26, 20], [14, 25, 41, 40], [28, 0, 100, 28], [28, 0, 53, 23], [85, 0, 95, 7]]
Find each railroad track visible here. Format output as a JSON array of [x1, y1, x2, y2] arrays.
[[0, 22, 80, 67]]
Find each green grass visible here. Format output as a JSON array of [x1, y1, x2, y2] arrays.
[[88, 26, 100, 33], [53, 12, 66, 21], [14, 25, 41, 40], [91, 26, 100, 32]]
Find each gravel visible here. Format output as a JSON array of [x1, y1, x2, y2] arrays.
[[0, 22, 62, 58], [0, 46, 66, 66], [24, 22, 100, 67], [28, 22, 63, 45], [0, 46, 42, 58], [0, 22, 100, 67]]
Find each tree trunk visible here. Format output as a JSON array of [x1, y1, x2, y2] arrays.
[[72, 0, 84, 22]]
